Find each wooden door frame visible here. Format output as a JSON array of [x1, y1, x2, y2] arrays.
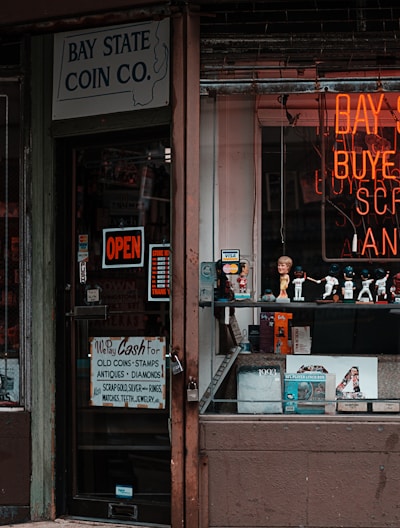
[[171, 9, 200, 528]]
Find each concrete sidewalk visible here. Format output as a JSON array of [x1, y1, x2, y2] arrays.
[[5, 519, 168, 528]]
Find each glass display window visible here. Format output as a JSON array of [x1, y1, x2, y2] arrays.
[[199, 90, 400, 416]]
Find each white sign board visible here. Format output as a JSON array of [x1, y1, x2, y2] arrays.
[[53, 19, 170, 120], [90, 336, 166, 409], [286, 355, 378, 399]]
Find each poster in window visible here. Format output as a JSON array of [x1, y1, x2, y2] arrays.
[[0, 358, 19, 406]]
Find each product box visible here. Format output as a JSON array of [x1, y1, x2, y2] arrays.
[[237, 364, 282, 414], [273, 312, 293, 354], [259, 312, 275, 354], [283, 372, 336, 414], [248, 324, 260, 352]]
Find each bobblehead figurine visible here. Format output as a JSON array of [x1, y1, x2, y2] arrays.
[[292, 265, 306, 301], [342, 265, 355, 303], [276, 255, 293, 302], [375, 268, 390, 303], [357, 269, 374, 303], [310, 263, 340, 302]]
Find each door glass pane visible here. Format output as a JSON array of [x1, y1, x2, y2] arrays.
[[0, 82, 21, 407], [72, 134, 171, 522]]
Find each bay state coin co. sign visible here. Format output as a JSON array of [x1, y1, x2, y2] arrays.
[[90, 336, 166, 409], [52, 18, 170, 119]]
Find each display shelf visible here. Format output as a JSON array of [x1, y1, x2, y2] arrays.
[[200, 300, 398, 310]]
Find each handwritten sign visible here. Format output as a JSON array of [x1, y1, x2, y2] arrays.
[[52, 19, 170, 119], [90, 336, 166, 409]]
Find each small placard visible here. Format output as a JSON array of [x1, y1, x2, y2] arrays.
[[221, 249, 240, 274], [86, 288, 100, 303], [337, 401, 368, 412], [116, 484, 133, 499], [372, 401, 400, 413]]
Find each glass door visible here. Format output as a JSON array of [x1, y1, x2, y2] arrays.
[[57, 128, 171, 526]]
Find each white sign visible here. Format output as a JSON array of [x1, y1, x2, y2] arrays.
[[53, 19, 170, 120], [287, 355, 378, 399], [90, 336, 166, 409]]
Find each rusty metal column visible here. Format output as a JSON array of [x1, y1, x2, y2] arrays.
[[171, 6, 200, 528]]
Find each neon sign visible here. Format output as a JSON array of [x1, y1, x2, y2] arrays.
[[321, 93, 400, 260]]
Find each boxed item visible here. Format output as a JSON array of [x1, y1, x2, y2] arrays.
[[273, 312, 293, 354], [283, 372, 336, 414], [237, 364, 282, 414], [259, 312, 274, 353]]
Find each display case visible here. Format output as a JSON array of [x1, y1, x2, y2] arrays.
[[199, 91, 400, 417], [200, 296, 400, 415]]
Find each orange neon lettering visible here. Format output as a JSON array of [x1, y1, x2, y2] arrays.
[[366, 150, 381, 179], [340, 238, 353, 258], [356, 187, 369, 215], [353, 94, 370, 134], [392, 187, 400, 213], [367, 94, 384, 134], [361, 228, 379, 256], [381, 151, 396, 178], [382, 227, 397, 256], [373, 187, 387, 215], [314, 170, 322, 195], [335, 94, 351, 134], [334, 151, 349, 178]]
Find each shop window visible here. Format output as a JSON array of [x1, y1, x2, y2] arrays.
[[0, 81, 22, 407], [199, 91, 400, 416]]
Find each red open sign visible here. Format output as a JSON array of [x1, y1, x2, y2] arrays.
[[102, 227, 144, 268]]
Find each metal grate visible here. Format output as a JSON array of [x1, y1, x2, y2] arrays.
[[199, 1, 400, 70]]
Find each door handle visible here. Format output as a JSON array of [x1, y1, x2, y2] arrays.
[[66, 305, 108, 320]]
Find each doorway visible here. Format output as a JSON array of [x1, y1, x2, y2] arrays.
[[55, 127, 172, 526]]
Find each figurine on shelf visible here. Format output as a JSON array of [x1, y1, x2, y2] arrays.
[[342, 265, 356, 302], [235, 260, 251, 300], [277, 255, 293, 302], [237, 261, 249, 293], [374, 268, 390, 303], [292, 265, 306, 301], [390, 272, 400, 303], [357, 269, 374, 303], [261, 288, 276, 302], [311, 263, 340, 301]]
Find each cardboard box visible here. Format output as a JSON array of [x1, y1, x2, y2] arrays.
[[237, 364, 282, 414], [283, 372, 336, 414]]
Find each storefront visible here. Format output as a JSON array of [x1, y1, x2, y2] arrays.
[[1, 2, 400, 528], [197, 3, 400, 527], [0, 2, 200, 526]]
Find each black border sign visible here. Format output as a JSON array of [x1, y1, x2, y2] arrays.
[[102, 227, 144, 268]]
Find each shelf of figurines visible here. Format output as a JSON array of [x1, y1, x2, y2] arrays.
[[199, 299, 400, 310]]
